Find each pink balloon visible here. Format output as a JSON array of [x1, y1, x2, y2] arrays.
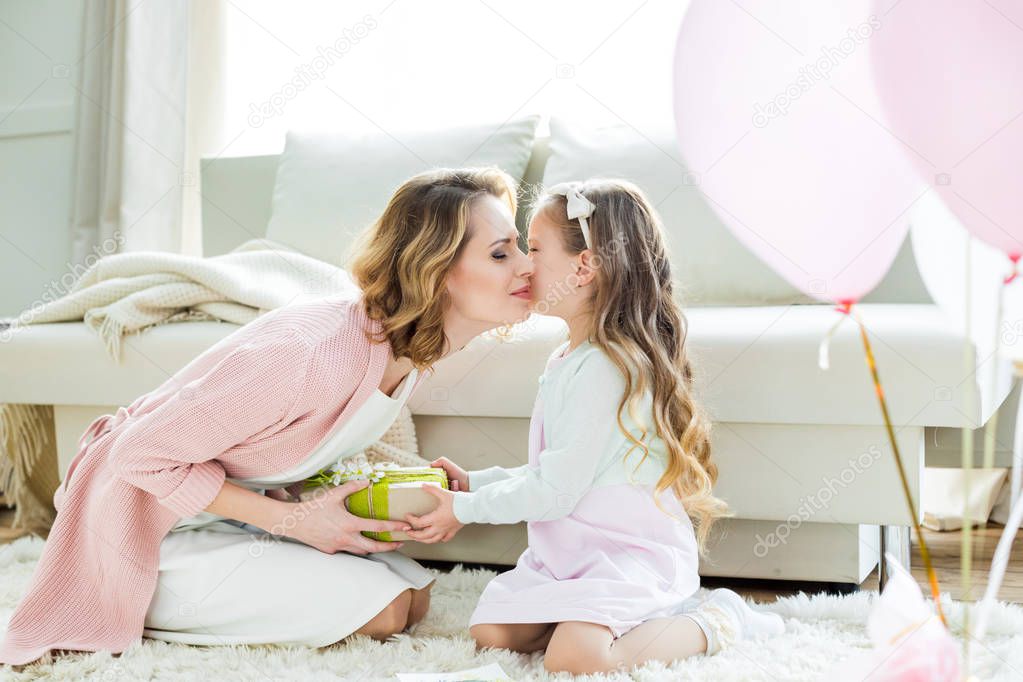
[[870, 0, 1023, 259], [673, 1, 924, 304]]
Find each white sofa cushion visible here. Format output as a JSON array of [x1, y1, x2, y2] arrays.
[[407, 303, 1010, 428], [0, 321, 241, 406], [541, 117, 814, 307], [0, 304, 1007, 429], [265, 116, 540, 266]]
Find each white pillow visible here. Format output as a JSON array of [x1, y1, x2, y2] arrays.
[[542, 117, 811, 307], [266, 116, 540, 266]]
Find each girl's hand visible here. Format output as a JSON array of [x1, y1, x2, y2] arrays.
[[431, 457, 468, 492], [280, 480, 413, 555], [405, 484, 464, 543]]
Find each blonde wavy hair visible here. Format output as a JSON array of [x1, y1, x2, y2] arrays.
[[531, 179, 730, 552], [347, 166, 518, 369]]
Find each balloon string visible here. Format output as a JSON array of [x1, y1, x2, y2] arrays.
[[971, 252, 1022, 645], [886, 613, 938, 647], [982, 255, 1018, 478], [973, 490, 1023, 641], [818, 299, 856, 370], [976, 254, 1020, 581], [961, 237, 974, 668], [818, 315, 845, 370], [845, 304, 947, 627]]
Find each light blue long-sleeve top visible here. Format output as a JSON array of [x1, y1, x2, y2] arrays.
[[451, 338, 672, 525]]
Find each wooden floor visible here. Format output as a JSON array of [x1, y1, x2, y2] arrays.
[[707, 524, 1023, 604], [1, 494, 1020, 604]]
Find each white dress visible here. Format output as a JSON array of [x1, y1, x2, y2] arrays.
[[142, 368, 436, 647]]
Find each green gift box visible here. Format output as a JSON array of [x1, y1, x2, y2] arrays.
[[300, 463, 449, 541]]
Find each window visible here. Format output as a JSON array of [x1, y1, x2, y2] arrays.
[[218, 0, 688, 155]]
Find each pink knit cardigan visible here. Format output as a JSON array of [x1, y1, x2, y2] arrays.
[[0, 292, 429, 666]]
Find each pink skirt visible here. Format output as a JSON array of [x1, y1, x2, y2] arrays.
[[469, 483, 701, 638]]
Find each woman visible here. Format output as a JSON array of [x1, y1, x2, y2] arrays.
[[0, 167, 534, 666]]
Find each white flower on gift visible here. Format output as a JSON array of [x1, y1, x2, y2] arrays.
[[313, 454, 406, 488]]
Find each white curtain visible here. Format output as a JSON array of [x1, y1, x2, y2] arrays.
[[69, 0, 226, 264]]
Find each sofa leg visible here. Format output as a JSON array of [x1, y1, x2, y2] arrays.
[[878, 525, 912, 591], [879, 525, 889, 590]]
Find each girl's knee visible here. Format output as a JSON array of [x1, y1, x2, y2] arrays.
[[543, 624, 616, 675], [470, 623, 539, 651], [471, 622, 555, 653], [469, 623, 507, 650], [543, 643, 614, 676], [543, 641, 583, 675]]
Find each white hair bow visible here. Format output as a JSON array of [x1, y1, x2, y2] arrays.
[[547, 182, 596, 249]]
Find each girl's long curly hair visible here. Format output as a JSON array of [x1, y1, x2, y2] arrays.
[[347, 166, 518, 369], [532, 179, 730, 552]]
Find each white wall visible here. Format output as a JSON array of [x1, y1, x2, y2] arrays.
[[0, 0, 83, 318]]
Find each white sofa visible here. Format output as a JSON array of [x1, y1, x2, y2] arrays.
[[0, 117, 1015, 588]]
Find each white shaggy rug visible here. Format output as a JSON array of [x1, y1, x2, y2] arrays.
[[2, 535, 1023, 681]]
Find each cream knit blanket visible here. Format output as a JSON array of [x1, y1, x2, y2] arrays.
[[0, 238, 427, 536]]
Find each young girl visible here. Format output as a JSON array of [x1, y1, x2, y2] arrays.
[[407, 179, 784, 675]]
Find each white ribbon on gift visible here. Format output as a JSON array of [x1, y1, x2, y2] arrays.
[[547, 182, 596, 249]]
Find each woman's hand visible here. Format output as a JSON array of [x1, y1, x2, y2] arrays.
[[278, 479, 413, 555], [431, 456, 468, 492], [405, 484, 464, 543]]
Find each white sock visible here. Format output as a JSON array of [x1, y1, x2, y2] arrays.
[[686, 588, 785, 655]]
